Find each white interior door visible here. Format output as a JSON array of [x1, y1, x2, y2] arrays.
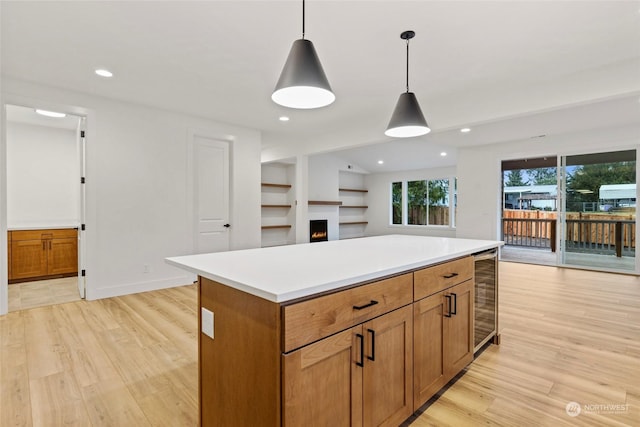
[[193, 136, 230, 254]]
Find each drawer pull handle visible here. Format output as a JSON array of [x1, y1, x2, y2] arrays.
[[367, 329, 376, 361], [444, 295, 452, 318], [451, 292, 458, 315], [443, 272, 459, 279], [353, 300, 378, 310], [356, 333, 364, 367]]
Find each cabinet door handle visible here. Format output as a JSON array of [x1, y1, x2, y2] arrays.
[[443, 272, 458, 279], [451, 292, 458, 315], [444, 295, 452, 318], [356, 333, 364, 367], [42, 241, 46, 251], [353, 300, 378, 310], [367, 329, 376, 361], [49, 241, 52, 250]]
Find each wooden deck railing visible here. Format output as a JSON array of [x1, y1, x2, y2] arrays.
[[502, 217, 636, 257], [502, 218, 557, 252], [565, 219, 635, 257]]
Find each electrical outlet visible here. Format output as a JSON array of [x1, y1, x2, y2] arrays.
[[143, 264, 150, 273], [201, 307, 214, 339]]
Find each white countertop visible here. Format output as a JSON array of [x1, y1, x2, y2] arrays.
[[166, 235, 502, 303]]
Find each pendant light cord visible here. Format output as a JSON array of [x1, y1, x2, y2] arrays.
[[405, 38, 410, 93], [302, 0, 306, 39]]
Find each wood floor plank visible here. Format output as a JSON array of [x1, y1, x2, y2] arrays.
[[29, 371, 92, 426], [0, 343, 32, 427]]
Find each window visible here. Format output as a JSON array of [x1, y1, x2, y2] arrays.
[[392, 182, 402, 225], [391, 178, 456, 227]]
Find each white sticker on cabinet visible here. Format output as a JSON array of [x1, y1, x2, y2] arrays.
[[201, 307, 214, 339]]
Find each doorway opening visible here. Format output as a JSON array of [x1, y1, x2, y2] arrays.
[[4, 104, 86, 312]]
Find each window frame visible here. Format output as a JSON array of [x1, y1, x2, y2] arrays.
[[390, 177, 457, 228]]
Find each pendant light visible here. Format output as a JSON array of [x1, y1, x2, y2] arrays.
[[385, 30, 430, 138], [272, 0, 335, 109]]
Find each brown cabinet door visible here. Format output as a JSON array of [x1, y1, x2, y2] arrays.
[[443, 280, 474, 378], [362, 305, 413, 427], [47, 237, 78, 275], [413, 292, 446, 410], [10, 239, 47, 280], [283, 327, 363, 427]]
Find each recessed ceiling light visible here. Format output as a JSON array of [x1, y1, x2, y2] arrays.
[[460, 128, 471, 133], [440, 152, 447, 157], [95, 69, 113, 78], [279, 116, 290, 122], [35, 109, 66, 118], [378, 160, 384, 165]]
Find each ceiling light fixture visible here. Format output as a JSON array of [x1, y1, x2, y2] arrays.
[[35, 109, 66, 118], [271, 0, 334, 109], [460, 128, 471, 133], [279, 116, 290, 122], [440, 152, 447, 157], [385, 30, 430, 138], [95, 69, 113, 78], [378, 160, 384, 165]]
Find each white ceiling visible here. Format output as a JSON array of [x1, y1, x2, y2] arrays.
[[2, 1, 639, 171]]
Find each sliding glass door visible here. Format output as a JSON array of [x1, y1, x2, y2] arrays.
[[559, 150, 636, 272]]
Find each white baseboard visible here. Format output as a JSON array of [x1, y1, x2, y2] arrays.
[[86, 274, 197, 301]]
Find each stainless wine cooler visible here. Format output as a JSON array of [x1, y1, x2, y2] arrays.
[[474, 249, 498, 352]]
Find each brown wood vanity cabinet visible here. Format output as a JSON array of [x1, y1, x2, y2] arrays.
[[8, 228, 78, 282], [413, 256, 474, 410]]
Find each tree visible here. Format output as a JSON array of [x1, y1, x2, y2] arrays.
[[567, 161, 636, 207], [528, 167, 557, 185], [504, 170, 528, 187]]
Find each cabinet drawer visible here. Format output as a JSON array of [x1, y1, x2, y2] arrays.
[[11, 228, 77, 241], [414, 256, 473, 300], [283, 273, 413, 352]]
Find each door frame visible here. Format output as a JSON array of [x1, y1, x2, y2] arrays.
[[0, 97, 91, 315]]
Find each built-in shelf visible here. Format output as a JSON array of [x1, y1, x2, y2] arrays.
[[308, 200, 342, 206], [338, 172, 367, 240], [261, 225, 292, 230], [339, 188, 368, 193], [261, 182, 292, 189], [261, 162, 296, 248]]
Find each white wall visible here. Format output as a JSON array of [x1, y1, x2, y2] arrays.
[[365, 166, 457, 238], [1, 78, 262, 308], [7, 122, 80, 227], [456, 124, 640, 241]]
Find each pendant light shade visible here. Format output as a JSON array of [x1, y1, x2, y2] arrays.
[[272, 0, 335, 109], [385, 31, 430, 138], [272, 39, 335, 109], [385, 92, 429, 137]]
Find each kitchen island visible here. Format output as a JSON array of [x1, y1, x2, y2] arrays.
[[167, 235, 502, 427]]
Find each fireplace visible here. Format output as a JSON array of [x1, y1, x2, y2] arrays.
[[310, 220, 328, 242]]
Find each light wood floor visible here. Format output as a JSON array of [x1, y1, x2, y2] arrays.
[[8, 277, 81, 312], [1, 263, 638, 426]]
